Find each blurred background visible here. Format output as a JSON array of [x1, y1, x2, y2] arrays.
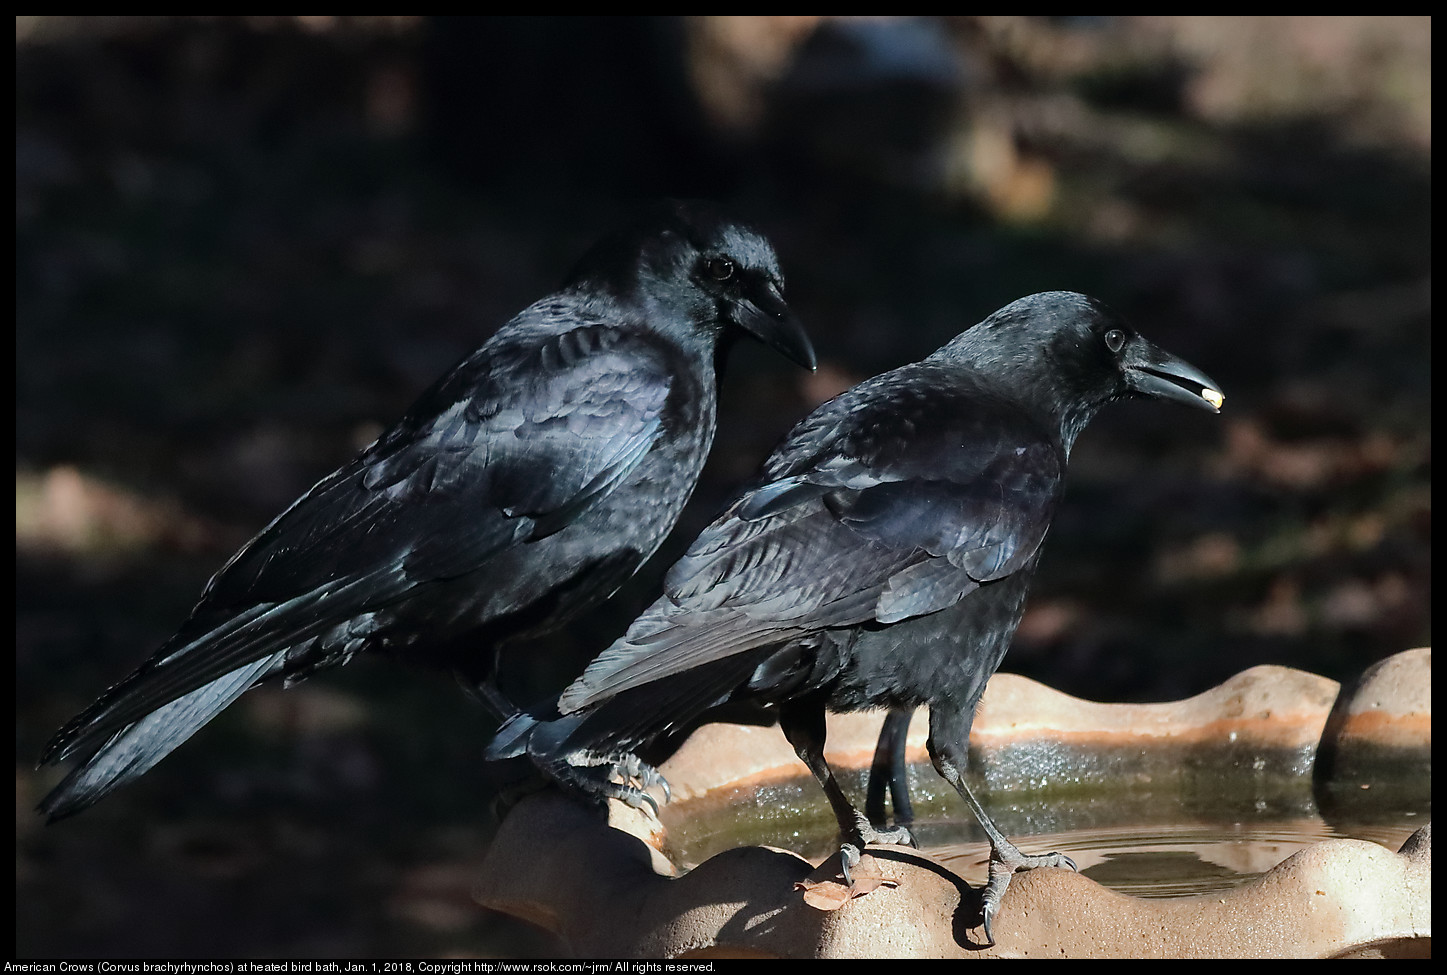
[[16, 16, 1430, 957]]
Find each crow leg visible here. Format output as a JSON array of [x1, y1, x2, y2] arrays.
[[779, 702, 915, 885], [473, 678, 516, 722], [865, 707, 915, 827], [927, 706, 1076, 946]]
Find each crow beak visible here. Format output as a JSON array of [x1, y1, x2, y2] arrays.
[[736, 278, 817, 371], [1123, 337, 1224, 413]]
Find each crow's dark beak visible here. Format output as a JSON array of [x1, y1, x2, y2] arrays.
[[736, 279, 817, 371], [1124, 337, 1224, 413]]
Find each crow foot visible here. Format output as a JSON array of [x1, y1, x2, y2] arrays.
[[978, 839, 1077, 946], [544, 750, 670, 817], [839, 820, 917, 885]]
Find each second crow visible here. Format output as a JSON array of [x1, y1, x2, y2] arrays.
[[490, 291, 1221, 944]]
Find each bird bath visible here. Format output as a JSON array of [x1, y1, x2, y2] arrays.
[[478, 649, 1430, 957]]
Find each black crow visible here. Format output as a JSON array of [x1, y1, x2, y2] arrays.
[[37, 200, 816, 822], [489, 291, 1221, 944]]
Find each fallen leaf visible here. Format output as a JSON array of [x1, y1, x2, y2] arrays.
[[796, 878, 853, 910], [795, 855, 899, 911]]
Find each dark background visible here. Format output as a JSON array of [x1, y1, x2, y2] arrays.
[[16, 16, 1430, 957]]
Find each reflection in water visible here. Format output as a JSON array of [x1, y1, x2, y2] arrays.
[[915, 818, 1424, 898]]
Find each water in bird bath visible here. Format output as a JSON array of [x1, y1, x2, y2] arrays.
[[929, 816, 1424, 898], [657, 764, 1427, 899]]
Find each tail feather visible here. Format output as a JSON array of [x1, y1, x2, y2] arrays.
[[484, 709, 539, 761], [38, 652, 285, 822], [41, 584, 369, 767]]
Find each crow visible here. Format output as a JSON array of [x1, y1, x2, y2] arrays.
[[37, 200, 816, 822], [488, 291, 1222, 944]]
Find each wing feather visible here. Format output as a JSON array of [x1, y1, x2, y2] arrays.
[[559, 365, 1064, 714]]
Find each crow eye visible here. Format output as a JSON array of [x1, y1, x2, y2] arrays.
[[706, 257, 737, 282], [1104, 329, 1126, 353]]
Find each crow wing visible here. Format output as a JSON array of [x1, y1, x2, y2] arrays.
[[46, 315, 677, 763], [558, 365, 1064, 712]]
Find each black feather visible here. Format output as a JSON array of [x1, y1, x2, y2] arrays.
[[37, 200, 814, 822]]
